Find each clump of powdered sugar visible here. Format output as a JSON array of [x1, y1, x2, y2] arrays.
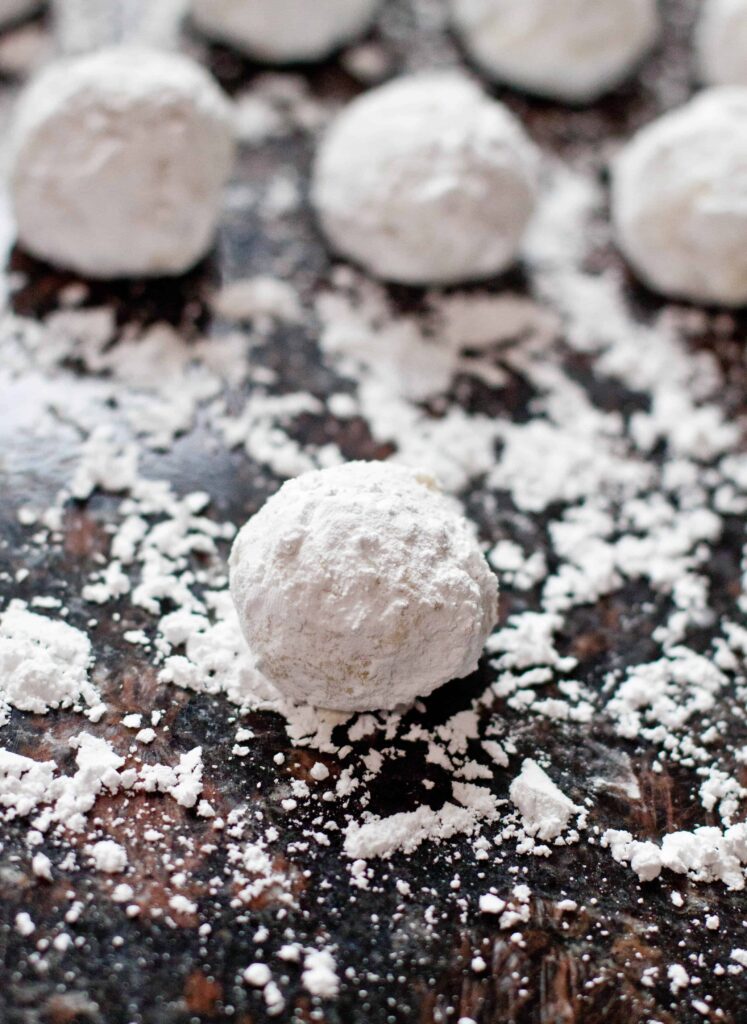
[[0, 602, 100, 721], [509, 759, 583, 842]]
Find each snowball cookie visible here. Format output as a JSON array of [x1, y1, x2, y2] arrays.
[[311, 72, 540, 286], [696, 0, 747, 87], [0, 0, 41, 30], [612, 88, 747, 307], [449, 0, 660, 104], [190, 0, 379, 64], [8, 47, 235, 279], [229, 462, 498, 712], [52, 0, 187, 54]]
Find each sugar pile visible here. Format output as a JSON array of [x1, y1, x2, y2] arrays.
[[0, 603, 100, 722]]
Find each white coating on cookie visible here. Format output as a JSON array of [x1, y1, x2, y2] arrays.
[[612, 88, 747, 307], [229, 462, 498, 712], [9, 46, 235, 279], [311, 72, 539, 286], [696, 0, 747, 87], [190, 0, 379, 64], [449, 0, 659, 103]]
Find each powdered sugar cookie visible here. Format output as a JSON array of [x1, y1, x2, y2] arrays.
[[612, 88, 747, 306], [312, 72, 539, 286], [229, 462, 498, 711], [9, 46, 235, 278], [450, 0, 659, 103], [190, 0, 379, 64]]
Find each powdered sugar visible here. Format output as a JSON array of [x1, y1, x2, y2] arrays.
[[449, 0, 660, 103], [344, 782, 502, 859], [612, 88, 747, 306], [603, 825, 747, 889], [89, 839, 128, 874], [509, 759, 581, 841], [9, 46, 235, 277], [302, 948, 339, 998], [312, 72, 539, 285], [0, 603, 99, 719], [229, 462, 498, 711]]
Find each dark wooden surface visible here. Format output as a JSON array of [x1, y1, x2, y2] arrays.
[[2, 2, 747, 1023]]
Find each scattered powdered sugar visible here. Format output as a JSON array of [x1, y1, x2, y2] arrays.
[[138, 746, 204, 809], [344, 782, 502, 859], [0, 749, 56, 818], [0, 733, 130, 833], [5, 157, 747, 899]]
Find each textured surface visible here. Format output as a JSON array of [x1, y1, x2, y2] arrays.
[[612, 87, 747, 305], [449, 0, 660, 102], [9, 46, 235, 277], [312, 72, 539, 284], [189, 0, 380, 63], [2, 3, 747, 1024], [229, 463, 498, 710]]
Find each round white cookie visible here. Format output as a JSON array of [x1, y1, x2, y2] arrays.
[[311, 72, 539, 286], [9, 46, 235, 279], [190, 0, 379, 64], [52, 0, 187, 55], [612, 88, 747, 307], [449, 0, 660, 103], [0, 0, 40, 29], [229, 462, 498, 712], [696, 0, 747, 87]]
